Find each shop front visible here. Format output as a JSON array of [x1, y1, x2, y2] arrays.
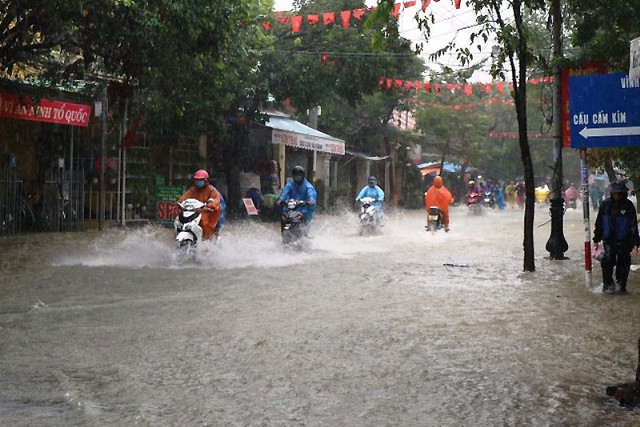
[[265, 113, 345, 210], [0, 87, 93, 235]]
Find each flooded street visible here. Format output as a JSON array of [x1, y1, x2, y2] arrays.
[[2, 205, 640, 425]]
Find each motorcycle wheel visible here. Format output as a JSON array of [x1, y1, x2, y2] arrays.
[[178, 239, 196, 254], [282, 228, 294, 245], [430, 222, 440, 234]]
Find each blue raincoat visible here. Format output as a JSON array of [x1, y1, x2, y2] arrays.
[[278, 178, 317, 223], [356, 184, 385, 217]]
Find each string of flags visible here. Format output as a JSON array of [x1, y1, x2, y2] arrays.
[[378, 76, 553, 95], [262, 0, 460, 33]]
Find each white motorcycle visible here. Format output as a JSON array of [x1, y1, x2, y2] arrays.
[[174, 198, 210, 253], [358, 197, 379, 235]]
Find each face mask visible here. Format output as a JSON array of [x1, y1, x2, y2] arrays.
[[195, 180, 205, 188]]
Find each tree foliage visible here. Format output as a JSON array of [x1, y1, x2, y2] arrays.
[[0, 0, 269, 138]]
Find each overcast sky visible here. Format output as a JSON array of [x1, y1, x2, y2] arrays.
[[272, 0, 505, 83]]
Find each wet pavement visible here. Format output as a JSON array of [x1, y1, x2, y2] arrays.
[[1, 205, 640, 425]]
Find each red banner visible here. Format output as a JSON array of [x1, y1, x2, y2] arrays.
[[0, 92, 92, 127], [561, 61, 608, 147]]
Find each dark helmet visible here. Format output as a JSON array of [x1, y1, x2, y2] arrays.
[[609, 179, 628, 194], [292, 165, 305, 183], [368, 176, 377, 185]]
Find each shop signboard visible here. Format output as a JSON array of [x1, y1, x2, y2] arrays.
[[0, 92, 91, 127], [156, 185, 185, 223], [272, 129, 345, 155]]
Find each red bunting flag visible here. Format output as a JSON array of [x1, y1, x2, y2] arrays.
[[395, 79, 403, 89], [321, 52, 329, 63], [261, 21, 271, 31], [454, 0, 461, 8], [291, 15, 302, 32], [424, 82, 431, 92], [405, 80, 413, 90], [421, 0, 431, 10], [323, 12, 335, 25], [414, 81, 422, 92], [464, 84, 472, 96], [353, 8, 366, 19], [496, 82, 504, 94], [276, 17, 289, 24], [386, 78, 393, 89], [404, 1, 417, 7], [392, 3, 401, 18], [307, 14, 319, 25], [340, 10, 351, 28]]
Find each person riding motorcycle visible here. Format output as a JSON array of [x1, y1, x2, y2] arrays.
[[356, 176, 385, 223], [276, 165, 317, 235], [466, 180, 480, 207], [564, 183, 579, 209], [177, 169, 221, 241], [425, 175, 454, 232]]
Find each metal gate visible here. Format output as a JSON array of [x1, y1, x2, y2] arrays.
[[0, 168, 25, 237], [40, 168, 85, 232]]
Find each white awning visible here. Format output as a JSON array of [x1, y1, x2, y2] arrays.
[[265, 116, 345, 155]]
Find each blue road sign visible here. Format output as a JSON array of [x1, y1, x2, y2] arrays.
[[569, 73, 640, 148]]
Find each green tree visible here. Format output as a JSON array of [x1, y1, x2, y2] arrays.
[[0, 0, 80, 78], [372, 0, 556, 271], [260, 0, 425, 205]]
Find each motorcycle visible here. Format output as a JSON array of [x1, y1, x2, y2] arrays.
[[567, 198, 577, 209], [281, 199, 307, 245], [174, 198, 209, 254], [483, 190, 495, 209], [358, 197, 379, 235], [467, 191, 483, 215], [426, 206, 444, 233]]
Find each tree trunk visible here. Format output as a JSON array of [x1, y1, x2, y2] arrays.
[[512, 0, 536, 272], [604, 156, 616, 182]]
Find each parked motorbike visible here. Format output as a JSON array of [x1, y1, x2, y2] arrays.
[[281, 199, 307, 245], [426, 206, 444, 233], [567, 198, 577, 209], [467, 191, 483, 215], [358, 197, 379, 235], [174, 198, 208, 254]]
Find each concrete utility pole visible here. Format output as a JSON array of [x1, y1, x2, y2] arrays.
[[545, 0, 569, 259]]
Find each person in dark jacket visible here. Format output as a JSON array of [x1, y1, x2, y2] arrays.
[[593, 179, 640, 293]]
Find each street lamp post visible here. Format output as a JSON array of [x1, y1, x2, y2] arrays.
[[545, 0, 568, 259]]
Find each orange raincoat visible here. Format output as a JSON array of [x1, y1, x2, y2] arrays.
[[424, 176, 454, 228], [177, 184, 221, 240]]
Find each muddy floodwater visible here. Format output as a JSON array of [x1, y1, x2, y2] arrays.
[[2, 205, 640, 425]]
